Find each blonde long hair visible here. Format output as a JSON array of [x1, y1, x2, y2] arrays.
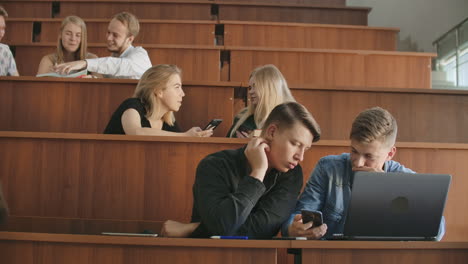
[[133, 64, 182, 126], [55, 16, 88, 64], [229, 64, 295, 137]]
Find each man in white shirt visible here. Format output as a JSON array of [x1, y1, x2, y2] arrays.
[[54, 12, 152, 79], [0, 6, 19, 76]]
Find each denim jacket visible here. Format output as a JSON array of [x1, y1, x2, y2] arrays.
[[282, 153, 446, 240]]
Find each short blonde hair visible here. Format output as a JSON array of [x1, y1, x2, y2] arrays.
[[133, 64, 182, 126], [113, 12, 140, 37], [55, 16, 88, 64], [229, 64, 295, 137], [350, 107, 398, 146]]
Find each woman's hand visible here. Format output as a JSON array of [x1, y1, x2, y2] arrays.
[[185, 127, 213, 137]]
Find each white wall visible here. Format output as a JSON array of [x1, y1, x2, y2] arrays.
[[347, 0, 468, 52]]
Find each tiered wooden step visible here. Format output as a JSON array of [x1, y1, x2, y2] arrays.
[[1, 0, 214, 20], [0, 77, 237, 137], [227, 47, 436, 88], [222, 21, 399, 50], [4, 18, 400, 50], [2, 77, 468, 144], [10, 43, 222, 80], [217, 2, 371, 25], [0, 132, 467, 241]]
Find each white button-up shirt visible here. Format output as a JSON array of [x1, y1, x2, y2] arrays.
[[86, 45, 152, 79], [0, 43, 19, 76]]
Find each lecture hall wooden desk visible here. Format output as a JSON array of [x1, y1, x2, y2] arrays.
[[0, 77, 239, 137], [0, 231, 288, 264], [0, 132, 468, 242], [291, 240, 468, 264]]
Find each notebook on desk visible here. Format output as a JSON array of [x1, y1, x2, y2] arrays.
[[330, 172, 451, 241]]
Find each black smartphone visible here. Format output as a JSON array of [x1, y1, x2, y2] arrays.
[[204, 119, 223, 130], [238, 124, 252, 134], [301, 210, 323, 227]]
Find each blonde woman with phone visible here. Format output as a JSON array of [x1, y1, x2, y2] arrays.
[[227, 64, 295, 138]]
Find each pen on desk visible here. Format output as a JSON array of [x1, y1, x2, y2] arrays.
[[210, 236, 249, 240], [273, 237, 307, 240]]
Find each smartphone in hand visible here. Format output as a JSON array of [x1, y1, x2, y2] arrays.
[[204, 119, 223, 130], [301, 210, 323, 228]]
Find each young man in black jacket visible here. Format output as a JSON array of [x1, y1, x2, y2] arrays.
[[161, 102, 321, 238]]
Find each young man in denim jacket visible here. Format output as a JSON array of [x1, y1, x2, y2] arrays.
[[283, 107, 445, 240]]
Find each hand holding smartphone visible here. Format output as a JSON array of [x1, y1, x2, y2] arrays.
[[301, 210, 323, 228], [204, 119, 223, 130]]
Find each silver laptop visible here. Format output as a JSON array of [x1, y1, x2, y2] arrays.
[[333, 172, 451, 241]]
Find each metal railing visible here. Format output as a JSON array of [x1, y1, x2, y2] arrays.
[[433, 17, 468, 87]]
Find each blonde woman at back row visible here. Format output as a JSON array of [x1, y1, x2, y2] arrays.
[[37, 15, 97, 75], [227, 64, 296, 138]]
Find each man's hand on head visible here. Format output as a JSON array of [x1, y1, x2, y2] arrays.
[[244, 137, 270, 182], [288, 214, 327, 239], [53, 60, 87, 75]]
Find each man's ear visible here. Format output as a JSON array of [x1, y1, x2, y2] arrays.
[[127, 35, 135, 44], [386, 145, 397, 161], [264, 124, 278, 141]]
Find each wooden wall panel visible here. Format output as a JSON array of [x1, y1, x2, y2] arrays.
[[0, 134, 467, 241], [0, 78, 236, 137], [229, 49, 434, 88], [365, 54, 433, 89], [290, 88, 468, 143], [218, 4, 369, 25], [0, 2, 51, 18], [0, 233, 281, 264], [1, 21, 32, 43], [2, 78, 468, 143], [57, 2, 212, 20], [39, 20, 216, 45], [11, 44, 221, 81], [223, 22, 398, 50], [147, 48, 221, 82], [216, 0, 346, 6], [301, 248, 468, 264]]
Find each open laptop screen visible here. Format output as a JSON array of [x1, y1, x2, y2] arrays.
[[342, 172, 451, 241]]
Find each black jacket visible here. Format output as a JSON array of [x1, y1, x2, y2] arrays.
[[190, 146, 303, 238]]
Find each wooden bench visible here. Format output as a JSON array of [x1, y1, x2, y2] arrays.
[[228, 47, 436, 88], [216, 0, 346, 6], [4, 18, 399, 51], [0, 0, 52, 18], [217, 2, 371, 25], [10, 43, 222, 80], [294, 240, 468, 264], [286, 85, 468, 143], [0, 232, 287, 264], [0, 77, 237, 137], [3, 0, 213, 19], [4, 18, 217, 46], [1, 232, 466, 264], [3, 77, 468, 143], [222, 21, 398, 50], [0, 132, 467, 241]]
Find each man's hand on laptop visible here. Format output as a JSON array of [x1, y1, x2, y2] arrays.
[[288, 214, 327, 239]]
